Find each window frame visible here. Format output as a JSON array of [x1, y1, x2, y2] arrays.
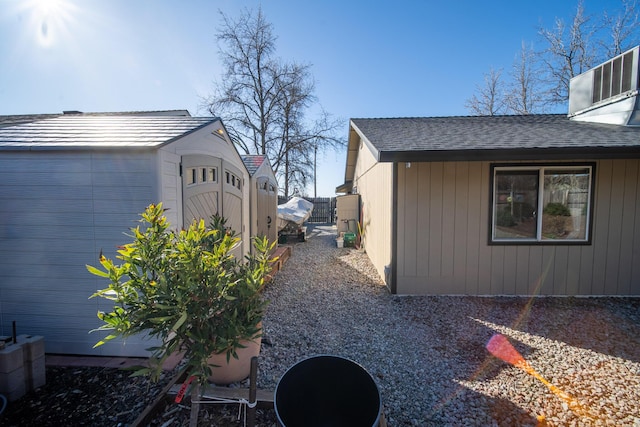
[[489, 163, 596, 245]]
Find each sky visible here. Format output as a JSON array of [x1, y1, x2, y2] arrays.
[[0, 0, 626, 197]]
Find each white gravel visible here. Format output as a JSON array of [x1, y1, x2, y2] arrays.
[[258, 224, 640, 427]]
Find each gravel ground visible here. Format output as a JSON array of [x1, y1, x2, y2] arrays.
[[3, 223, 640, 426], [256, 225, 640, 426]]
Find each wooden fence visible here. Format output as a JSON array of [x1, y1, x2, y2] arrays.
[[278, 196, 337, 223]]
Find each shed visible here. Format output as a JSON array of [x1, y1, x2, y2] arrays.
[[0, 111, 250, 356], [241, 154, 279, 247], [339, 46, 640, 296]]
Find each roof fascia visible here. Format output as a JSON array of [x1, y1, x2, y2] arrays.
[[157, 117, 219, 148], [343, 121, 381, 184], [378, 146, 640, 162]]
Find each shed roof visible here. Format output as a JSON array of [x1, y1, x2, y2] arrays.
[[241, 154, 267, 176], [350, 114, 640, 162], [0, 114, 215, 150]]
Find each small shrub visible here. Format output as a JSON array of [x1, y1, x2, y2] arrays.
[[544, 202, 571, 216], [496, 207, 516, 227]]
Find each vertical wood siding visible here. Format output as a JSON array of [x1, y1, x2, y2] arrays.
[[395, 159, 640, 295], [353, 142, 393, 286]]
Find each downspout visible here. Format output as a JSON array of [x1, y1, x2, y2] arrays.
[[390, 162, 398, 294]]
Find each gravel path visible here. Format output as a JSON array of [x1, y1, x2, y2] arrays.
[[3, 223, 639, 426], [257, 224, 640, 427]]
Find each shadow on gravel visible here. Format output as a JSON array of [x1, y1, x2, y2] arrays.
[[273, 224, 542, 426], [462, 296, 640, 364], [268, 223, 640, 425]]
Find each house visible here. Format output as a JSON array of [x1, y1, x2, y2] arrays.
[[339, 46, 640, 296], [0, 111, 253, 356], [241, 154, 279, 247]]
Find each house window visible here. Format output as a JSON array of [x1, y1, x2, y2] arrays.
[[491, 164, 594, 243]]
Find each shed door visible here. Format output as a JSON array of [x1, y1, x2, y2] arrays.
[[256, 177, 278, 244], [182, 155, 221, 228], [222, 162, 244, 236]]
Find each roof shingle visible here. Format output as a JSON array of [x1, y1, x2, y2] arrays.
[[241, 154, 267, 176], [0, 115, 215, 150], [351, 114, 640, 162]]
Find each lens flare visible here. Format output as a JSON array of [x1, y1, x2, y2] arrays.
[[486, 333, 600, 422], [24, 0, 75, 47]]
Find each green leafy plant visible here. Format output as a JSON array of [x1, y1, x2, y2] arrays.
[[496, 207, 516, 227], [87, 203, 275, 385], [543, 202, 571, 216]]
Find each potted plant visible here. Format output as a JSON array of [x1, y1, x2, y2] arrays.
[[86, 203, 274, 386]]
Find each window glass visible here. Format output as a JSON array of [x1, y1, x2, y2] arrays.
[[492, 165, 592, 243], [542, 169, 590, 240], [493, 170, 538, 239], [187, 168, 196, 185], [208, 168, 217, 182]]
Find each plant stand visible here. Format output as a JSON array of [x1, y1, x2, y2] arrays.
[[186, 357, 273, 427]]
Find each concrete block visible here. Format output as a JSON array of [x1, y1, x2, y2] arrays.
[[0, 365, 26, 401], [4, 381, 27, 402], [0, 365, 25, 390], [25, 355, 46, 389], [17, 335, 45, 361], [0, 343, 23, 373]]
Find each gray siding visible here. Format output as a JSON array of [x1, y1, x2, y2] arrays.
[[396, 159, 640, 296], [0, 151, 158, 355]]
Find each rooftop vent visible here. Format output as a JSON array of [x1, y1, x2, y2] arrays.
[[568, 45, 639, 126]]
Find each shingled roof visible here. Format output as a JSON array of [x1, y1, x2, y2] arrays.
[[241, 154, 267, 176], [0, 114, 215, 150], [350, 114, 640, 162]]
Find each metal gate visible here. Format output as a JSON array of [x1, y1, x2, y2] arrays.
[[278, 196, 337, 223]]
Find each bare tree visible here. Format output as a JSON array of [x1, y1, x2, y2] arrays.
[[468, 0, 640, 114], [206, 8, 342, 198], [505, 42, 547, 114], [465, 67, 506, 116], [538, 0, 599, 105], [603, 0, 640, 56], [207, 8, 277, 154]]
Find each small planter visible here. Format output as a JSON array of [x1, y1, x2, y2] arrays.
[[207, 333, 262, 385]]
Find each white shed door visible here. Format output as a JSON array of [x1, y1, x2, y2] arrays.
[[221, 162, 244, 243], [182, 155, 244, 255], [256, 176, 278, 244], [182, 155, 221, 228]]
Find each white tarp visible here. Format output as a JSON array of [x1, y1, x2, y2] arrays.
[[277, 197, 314, 231]]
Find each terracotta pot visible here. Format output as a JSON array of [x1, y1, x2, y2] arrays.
[[207, 332, 262, 385]]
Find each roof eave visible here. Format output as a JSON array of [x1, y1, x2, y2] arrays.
[[377, 146, 640, 162]]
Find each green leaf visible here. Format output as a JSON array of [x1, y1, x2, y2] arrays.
[[172, 311, 188, 332], [86, 264, 110, 278]]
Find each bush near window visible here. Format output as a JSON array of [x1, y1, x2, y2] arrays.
[[543, 202, 571, 216]]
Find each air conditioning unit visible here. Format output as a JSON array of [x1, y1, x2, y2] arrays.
[[568, 45, 639, 126]]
